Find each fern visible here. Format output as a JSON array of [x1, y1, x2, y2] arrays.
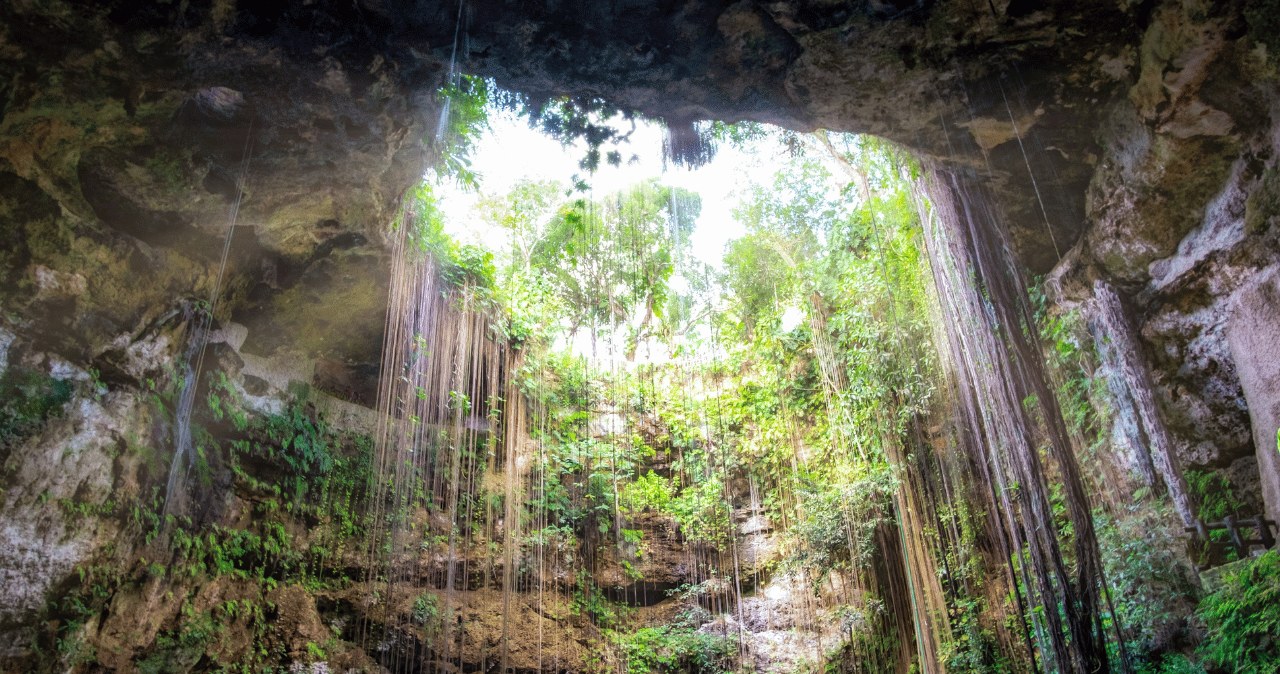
[[1196, 550, 1280, 673]]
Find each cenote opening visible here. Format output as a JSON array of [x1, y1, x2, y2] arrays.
[[2, 3, 1280, 674]]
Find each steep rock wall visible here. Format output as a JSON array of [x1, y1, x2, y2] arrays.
[[1228, 268, 1280, 524], [1049, 2, 1280, 516]]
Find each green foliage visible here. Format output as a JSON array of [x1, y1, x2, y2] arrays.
[[529, 179, 699, 341], [477, 180, 572, 347], [718, 133, 936, 435], [621, 470, 673, 514], [214, 381, 373, 538], [700, 120, 771, 150], [1184, 468, 1250, 564], [293, 119, 1100, 674], [37, 363, 375, 673], [136, 603, 224, 674], [436, 74, 493, 189], [613, 624, 737, 674], [0, 366, 72, 448], [821, 597, 902, 674], [1137, 653, 1206, 674], [669, 473, 734, 548], [434, 79, 648, 174], [734, 157, 840, 252], [206, 377, 373, 579], [52, 559, 126, 662], [1195, 550, 1280, 673], [402, 180, 497, 289], [1095, 498, 1199, 659], [1032, 296, 1101, 445], [169, 520, 298, 580], [257, 401, 334, 475], [784, 465, 898, 580], [1184, 469, 1247, 523], [132, 596, 278, 674], [480, 179, 566, 276], [722, 232, 797, 335], [412, 592, 441, 627], [943, 597, 1012, 673], [524, 95, 637, 172], [572, 570, 620, 627], [527, 433, 629, 538]]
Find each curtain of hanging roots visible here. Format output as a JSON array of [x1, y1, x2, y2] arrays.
[[340, 145, 1145, 673], [359, 213, 530, 673], [918, 167, 1115, 674]]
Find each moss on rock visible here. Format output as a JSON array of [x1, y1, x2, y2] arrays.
[[1245, 167, 1280, 235]]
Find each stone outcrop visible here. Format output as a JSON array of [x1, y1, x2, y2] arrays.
[[1228, 267, 1280, 524], [0, 375, 149, 658]]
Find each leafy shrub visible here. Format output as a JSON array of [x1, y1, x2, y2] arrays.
[[1185, 469, 1247, 522], [436, 74, 492, 188], [136, 604, 223, 674], [621, 470, 673, 514], [0, 367, 72, 448], [1137, 653, 1206, 674], [785, 465, 897, 580], [259, 403, 334, 476], [943, 597, 1010, 673], [1195, 550, 1280, 673], [571, 571, 619, 627], [669, 476, 734, 547], [1184, 469, 1249, 564], [412, 592, 440, 627], [169, 521, 298, 580], [402, 180, 497, 290], [1095, 499, 1199, 657], [614, 625, 737, 674]]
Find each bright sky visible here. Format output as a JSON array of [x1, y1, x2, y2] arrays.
[[436, 108, 794, 269]]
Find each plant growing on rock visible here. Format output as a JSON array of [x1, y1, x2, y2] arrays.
[[1195, 550, 1280, 673], [613, 624, 737, 674], [0, 366, 72, 450], [412, 592, 441, 628]]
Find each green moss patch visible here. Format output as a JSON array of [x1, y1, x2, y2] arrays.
[[1245, 168, 1279, 235], [0, 366, 73, 451]]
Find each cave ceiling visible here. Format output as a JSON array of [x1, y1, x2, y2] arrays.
[[1, 0, 1167, 271], [0, 0, 1268, 377]]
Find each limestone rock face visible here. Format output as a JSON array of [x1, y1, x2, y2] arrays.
[[0, 0, 1267, 367], [1, 0, 425, 383], [1228, 267, 1280, 525], [1072, 26, 1279, 501], [0, 378, 148, 659]]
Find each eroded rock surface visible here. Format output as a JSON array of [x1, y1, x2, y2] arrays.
[[1228, 267, 1280, 524]]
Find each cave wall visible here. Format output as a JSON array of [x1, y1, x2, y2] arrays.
[[0, 1, 438, 659], [0, 0, 1278, 665], [1049, 1, 1280, 518], [1228, 268, 1280, 523]]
